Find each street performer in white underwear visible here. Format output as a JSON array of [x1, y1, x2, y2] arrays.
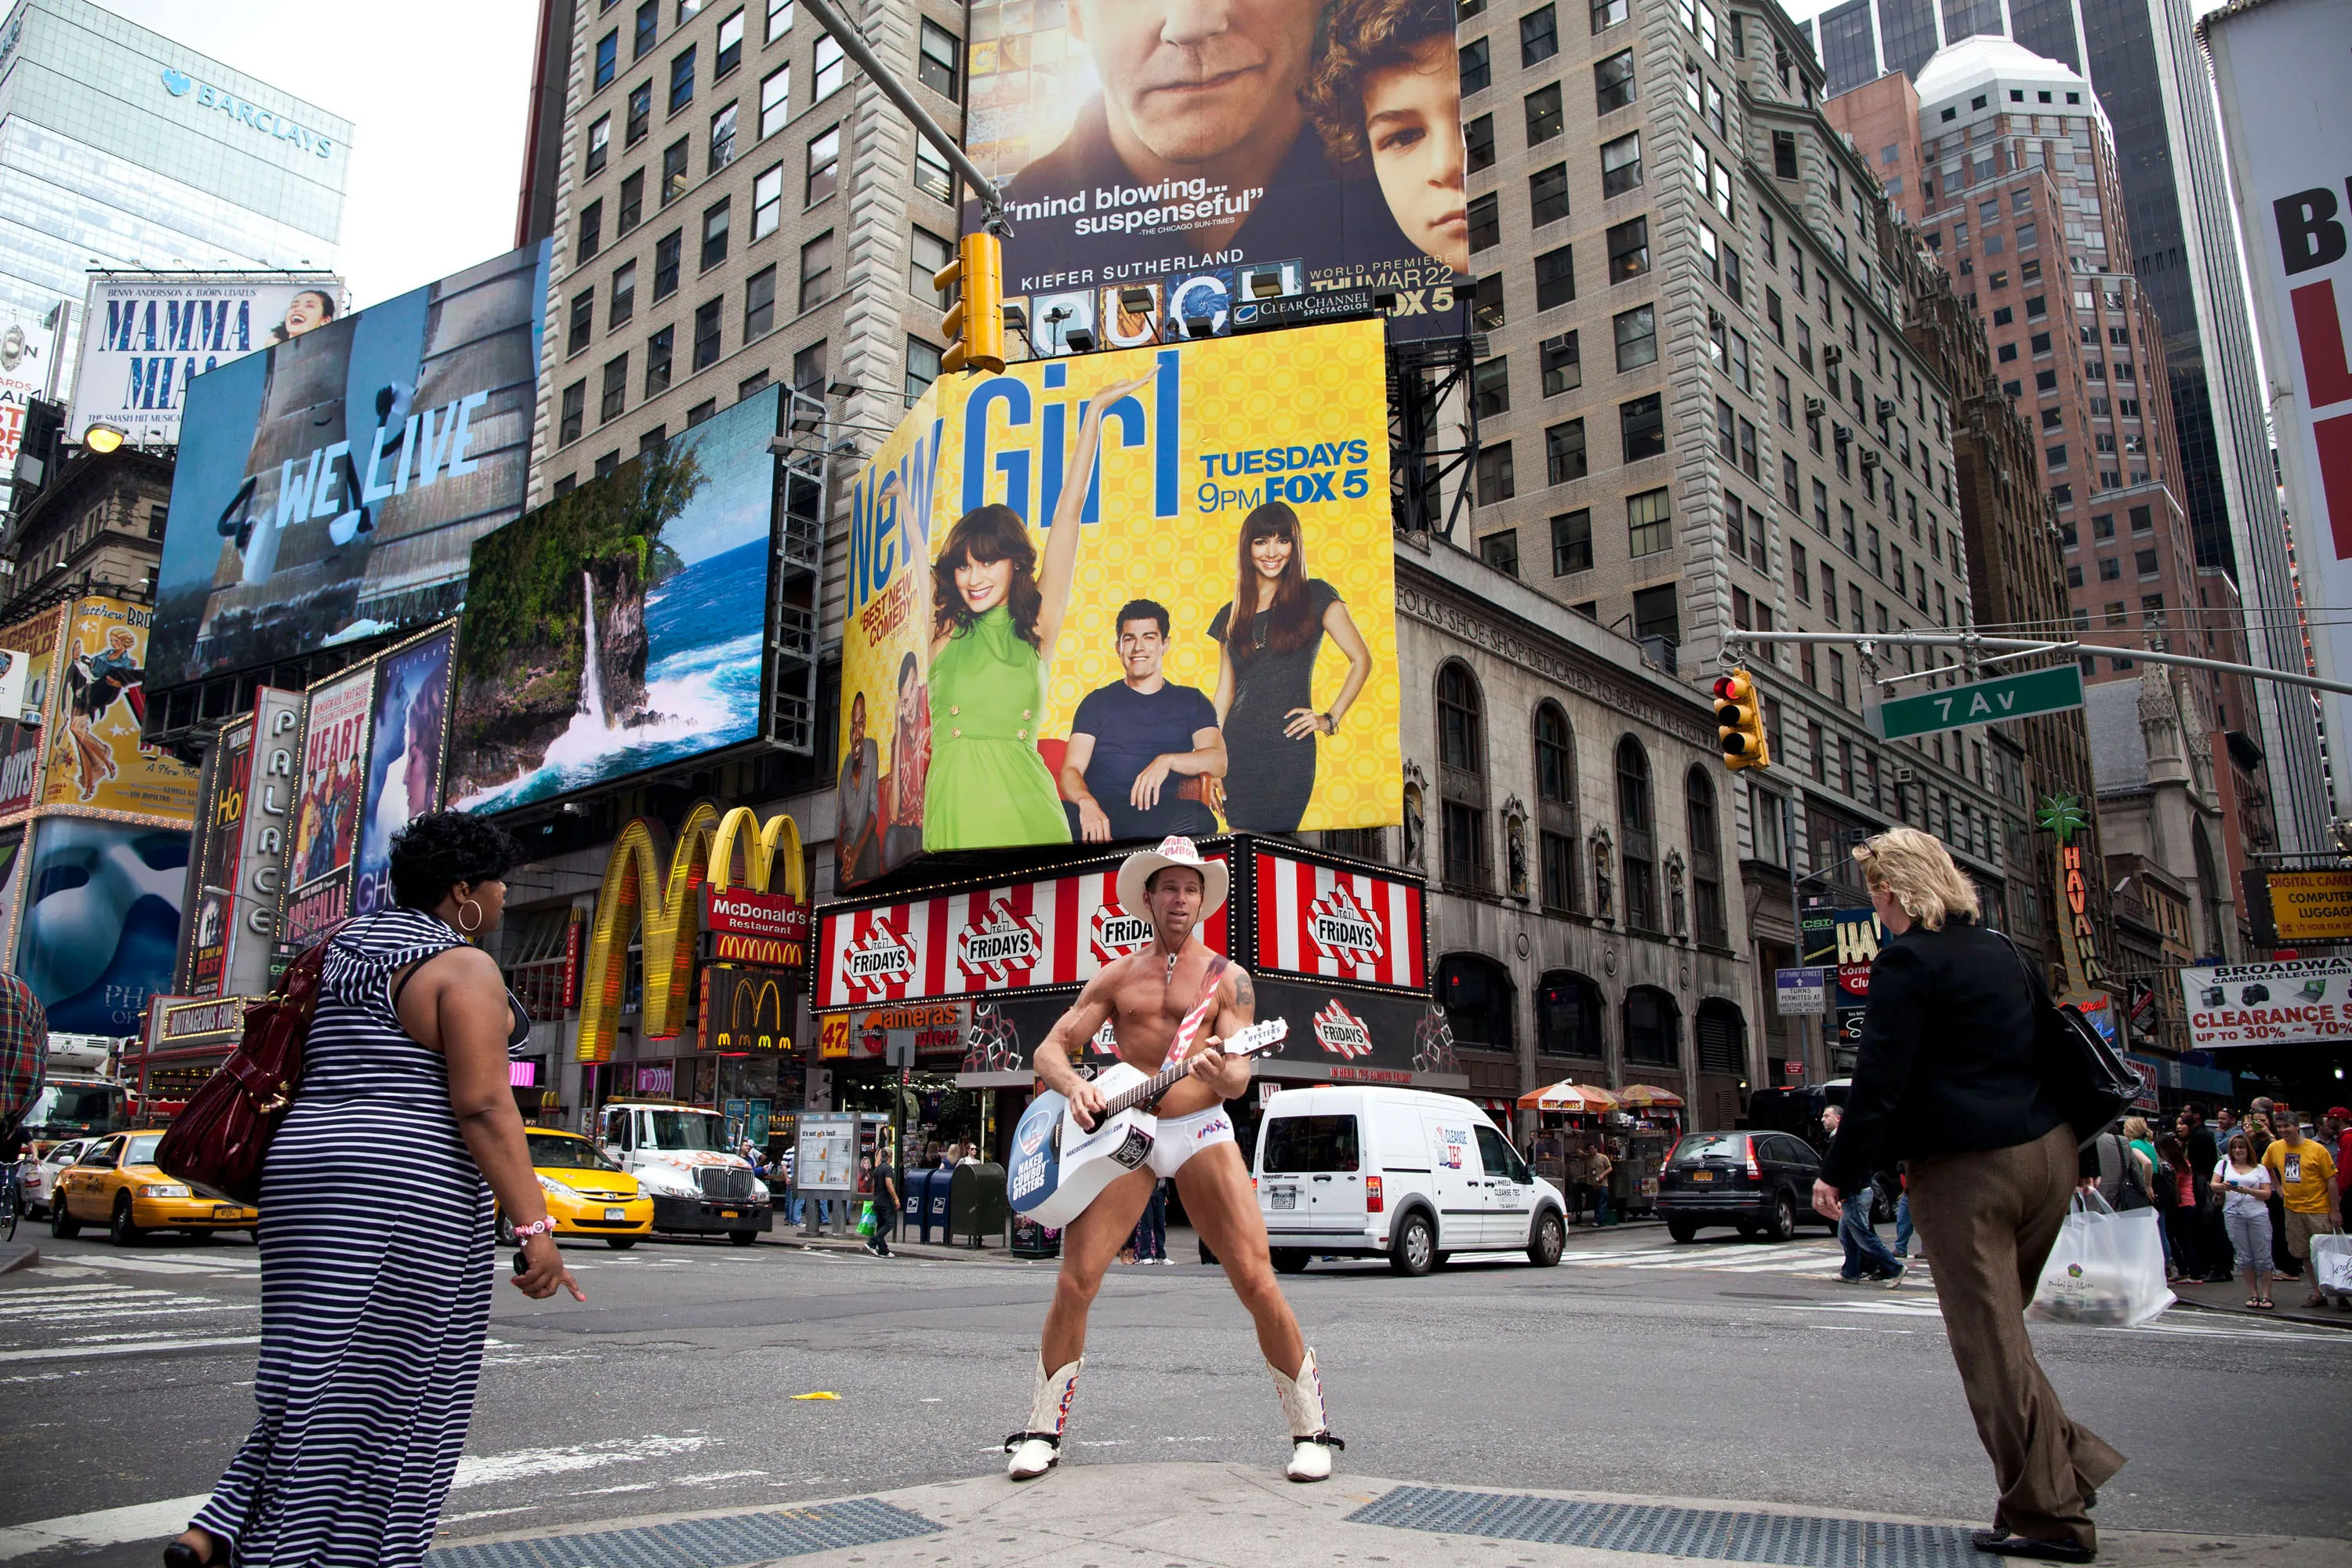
[[1004, 836, 1341, 1483]]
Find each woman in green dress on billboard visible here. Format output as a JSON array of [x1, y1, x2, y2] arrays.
[[922, 372, 1152, 850]]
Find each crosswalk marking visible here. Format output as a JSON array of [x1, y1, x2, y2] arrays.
[[0, 1278, 258, 1363]]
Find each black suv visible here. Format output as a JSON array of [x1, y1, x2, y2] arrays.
[[1656, 1131, 1833, 1243]]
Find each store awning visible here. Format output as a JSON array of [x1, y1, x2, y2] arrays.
[[1517, 1081, 1620, 1112], [1617, 1084, 1686, 1109]]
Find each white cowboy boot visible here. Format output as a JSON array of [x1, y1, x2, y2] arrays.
[[1267, 1347, 1344, 1482], [1004, 1355, 1082, 1479]]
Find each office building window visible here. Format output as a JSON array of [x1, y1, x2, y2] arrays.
[[1552, 509, 1592, 574], [1601, 130, 1641, 195], [1526, 82, 1563, 143], [693, 298, 722, 369], [701, 197, 730, 268], [1626, 484, 1670, 552], [1465, 113, 1495, 171], [1460, 38, 1490, 94], [919, 19, 960, 98], [1606, 216, 1649, 280], [799, 230, 834, 309], [915, 140, 954, 204], [1613, 303, 1656, 369], [670, 45, 696, 111], [586, 114, 612, 176], [1474, 356, 1510, 418], [717, 7, 744, 74], [619, 168, 644, 232], [576, 200, 603, 263], [709, 101, 738, 171], [1480, 529, 1521, 575], [568, 289, 595, 355], [806, 124, 840, 202], [1540, 330, 1580, 394], [610, 260, 638, 328], [744, 263, 776, 339], [1534, 245, 1574, 309], [1477, 441, 1515, 502], [601, 354, 629, 421], [906, 338, 942, 403], [1521, 3, 1559, 64], [653, 229, 683, 299], [814, 35, 844, 97], [760, 64, 789, 136], [560, 380, 586, 445], [1468, 191, 1500, 251], [645, 325, 675, 395], [597, 29, 619, 89], [1530, 162, 1570, 226], [662, 136, 689, 202], [1545, 419, 1587, 485], [752, 162, 783, 238]]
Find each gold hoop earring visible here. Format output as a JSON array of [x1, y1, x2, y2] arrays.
[[459, 898, 482, 935]]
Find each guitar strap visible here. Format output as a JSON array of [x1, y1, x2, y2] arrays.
[[1160, 955, 1232, 1074]]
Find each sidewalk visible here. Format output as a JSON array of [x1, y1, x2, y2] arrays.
[[421, 1461, 2347, 1568], [2169, 1273, 2352, 1330]]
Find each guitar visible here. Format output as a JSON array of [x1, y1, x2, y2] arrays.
[[1007, 1014, 1288, 1229]]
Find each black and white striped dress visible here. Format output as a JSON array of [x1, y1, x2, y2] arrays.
[[193, 909, 493, 1566]]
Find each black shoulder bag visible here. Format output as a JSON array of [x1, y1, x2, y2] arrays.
[[1997, 931, 2136, 1148]]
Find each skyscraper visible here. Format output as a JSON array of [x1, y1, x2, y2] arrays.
[[0, 0, 351, 367], [1780, 0, 2329, 851]]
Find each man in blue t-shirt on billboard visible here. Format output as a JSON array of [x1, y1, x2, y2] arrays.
[[1059, 600, 1226, 844]]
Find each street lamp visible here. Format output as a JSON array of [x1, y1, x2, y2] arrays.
[[82, 423, 124, 454]]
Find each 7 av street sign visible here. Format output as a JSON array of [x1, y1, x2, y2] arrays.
[[1874, 665, 2085, 741]]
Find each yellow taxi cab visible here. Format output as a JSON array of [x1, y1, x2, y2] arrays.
[[50, 1129, 260, 1246], [503, 1129, 654, 1248]]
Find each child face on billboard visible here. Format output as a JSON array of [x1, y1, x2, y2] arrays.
[[1362, 38, 1469, 274], [1073, 0, 1319, 166]]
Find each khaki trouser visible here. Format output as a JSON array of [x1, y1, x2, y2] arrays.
[[2283, 1207, 2337, 1259], [1908, 1124, 2127, 1550]]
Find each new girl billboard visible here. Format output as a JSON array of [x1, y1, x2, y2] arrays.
[[837, 319, 1399, 887]]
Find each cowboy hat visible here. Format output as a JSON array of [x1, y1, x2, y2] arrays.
[[1116, 835, 1229, 925]]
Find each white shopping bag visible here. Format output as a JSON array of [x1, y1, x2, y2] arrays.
[[2313, 1232, 2352, 1297], [2026, 1189, 2175, 1328]]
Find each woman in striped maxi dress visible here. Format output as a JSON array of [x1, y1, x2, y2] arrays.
[[169, 813, 583, 1568]]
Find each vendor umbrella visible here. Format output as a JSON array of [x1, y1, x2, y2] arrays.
[[1616, 1083, 1685, 1110], [1516, 1081, 1620, 1113]]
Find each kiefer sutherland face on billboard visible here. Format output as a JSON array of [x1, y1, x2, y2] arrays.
[[969, 0, 1468, 332]]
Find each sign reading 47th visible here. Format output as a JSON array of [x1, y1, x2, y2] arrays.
[[1874, 665, 2085, 742]]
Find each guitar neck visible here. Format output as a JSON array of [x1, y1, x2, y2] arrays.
[[1098, 1022, 1279, 1120]]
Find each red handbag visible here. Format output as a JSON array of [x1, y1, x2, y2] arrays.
[[156, 926, 342, 1207]]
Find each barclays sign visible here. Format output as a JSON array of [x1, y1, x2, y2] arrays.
[[159, 67, 335, 159]]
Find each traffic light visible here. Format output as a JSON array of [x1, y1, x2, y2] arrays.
[[935, 231, 1005, 375], [1714, 668, 1770, 772]]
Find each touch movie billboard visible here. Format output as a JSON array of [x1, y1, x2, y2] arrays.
[[836, 320, 1399, 887], [150, 243, 548, 686], [963, 0, 1469, 340]]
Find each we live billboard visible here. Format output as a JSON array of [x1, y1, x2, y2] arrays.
[[836, 319, 1399, 887], [963, 0, 1468, 339]]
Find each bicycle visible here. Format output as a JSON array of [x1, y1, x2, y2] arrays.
[[0, 1160, 20, 1245]]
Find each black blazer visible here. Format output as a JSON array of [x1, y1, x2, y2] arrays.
[[1822, 918, 2067, 1194]]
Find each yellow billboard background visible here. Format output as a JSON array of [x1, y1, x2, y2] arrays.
[[840, 320, 1398, 882], [40, 596, 197, 825]]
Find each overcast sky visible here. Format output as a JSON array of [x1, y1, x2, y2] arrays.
[[95, 0, 543, 310]]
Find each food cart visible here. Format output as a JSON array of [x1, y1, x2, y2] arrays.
[[1611, 1086, 1686, 1216], [1518, 1082, 1621, 1200]]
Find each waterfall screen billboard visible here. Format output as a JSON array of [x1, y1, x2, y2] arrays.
[[149, 243, 548, 688], [835, 319, 1399, 888], [447, 385, 782, 812], [962, 0, 1468, 340]]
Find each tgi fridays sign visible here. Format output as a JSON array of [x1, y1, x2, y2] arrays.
[[2180, 956, 2352, 1050], [816, 856, 1230, 1010], [1254, 850, 1425, 989]]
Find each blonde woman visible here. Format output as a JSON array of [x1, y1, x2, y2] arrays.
[[1813, 827, 2120, 1564]]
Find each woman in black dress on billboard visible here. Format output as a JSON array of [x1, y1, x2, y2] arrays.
[[1208, 502, 1372, 832]]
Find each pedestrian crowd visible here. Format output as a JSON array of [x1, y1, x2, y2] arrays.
[[2145, 1098, 2345, 1310]]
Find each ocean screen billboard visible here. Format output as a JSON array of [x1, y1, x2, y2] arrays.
[[964, 0, 1468, 339], [835, 319, 1399, 887], [149, 242, 548, 686], [446, 385, 782, 813]]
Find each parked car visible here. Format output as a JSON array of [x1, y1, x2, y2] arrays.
[[1252, 1086, 1567, 1276], [50, 1131, 258, 1245], [504, 1130, 654, 1248], [1656, 1130, 1836, 1243], [19, 1138, 91, 1220]]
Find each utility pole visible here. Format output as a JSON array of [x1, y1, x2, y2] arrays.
[[1724, 627, 2352, 701], [795, 0, 1007, 234]]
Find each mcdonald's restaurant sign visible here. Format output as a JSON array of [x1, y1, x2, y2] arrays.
[[577, 801, 807, 1064], [701, 964, 794, 1052], [701, 884, 811, 968]]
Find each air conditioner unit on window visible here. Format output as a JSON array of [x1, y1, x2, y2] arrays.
[[1804, 396, 1826, 416], [1893, 765, 1917, 784]]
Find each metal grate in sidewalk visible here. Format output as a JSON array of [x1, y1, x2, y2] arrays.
[[1347, 1486, 1985, 1568], [425, 1497, 943, 1568]]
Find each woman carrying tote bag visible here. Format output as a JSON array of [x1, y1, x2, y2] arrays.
[[1814, 827, 2122, 1563]]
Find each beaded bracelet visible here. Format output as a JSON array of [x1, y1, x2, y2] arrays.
[[511, 1217, 557, 1240]]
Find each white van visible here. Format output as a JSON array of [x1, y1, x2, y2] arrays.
[[1251, 1086, 1567, 1276]]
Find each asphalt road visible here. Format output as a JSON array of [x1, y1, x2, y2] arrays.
[[4, 1220, 2348, 1564]]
